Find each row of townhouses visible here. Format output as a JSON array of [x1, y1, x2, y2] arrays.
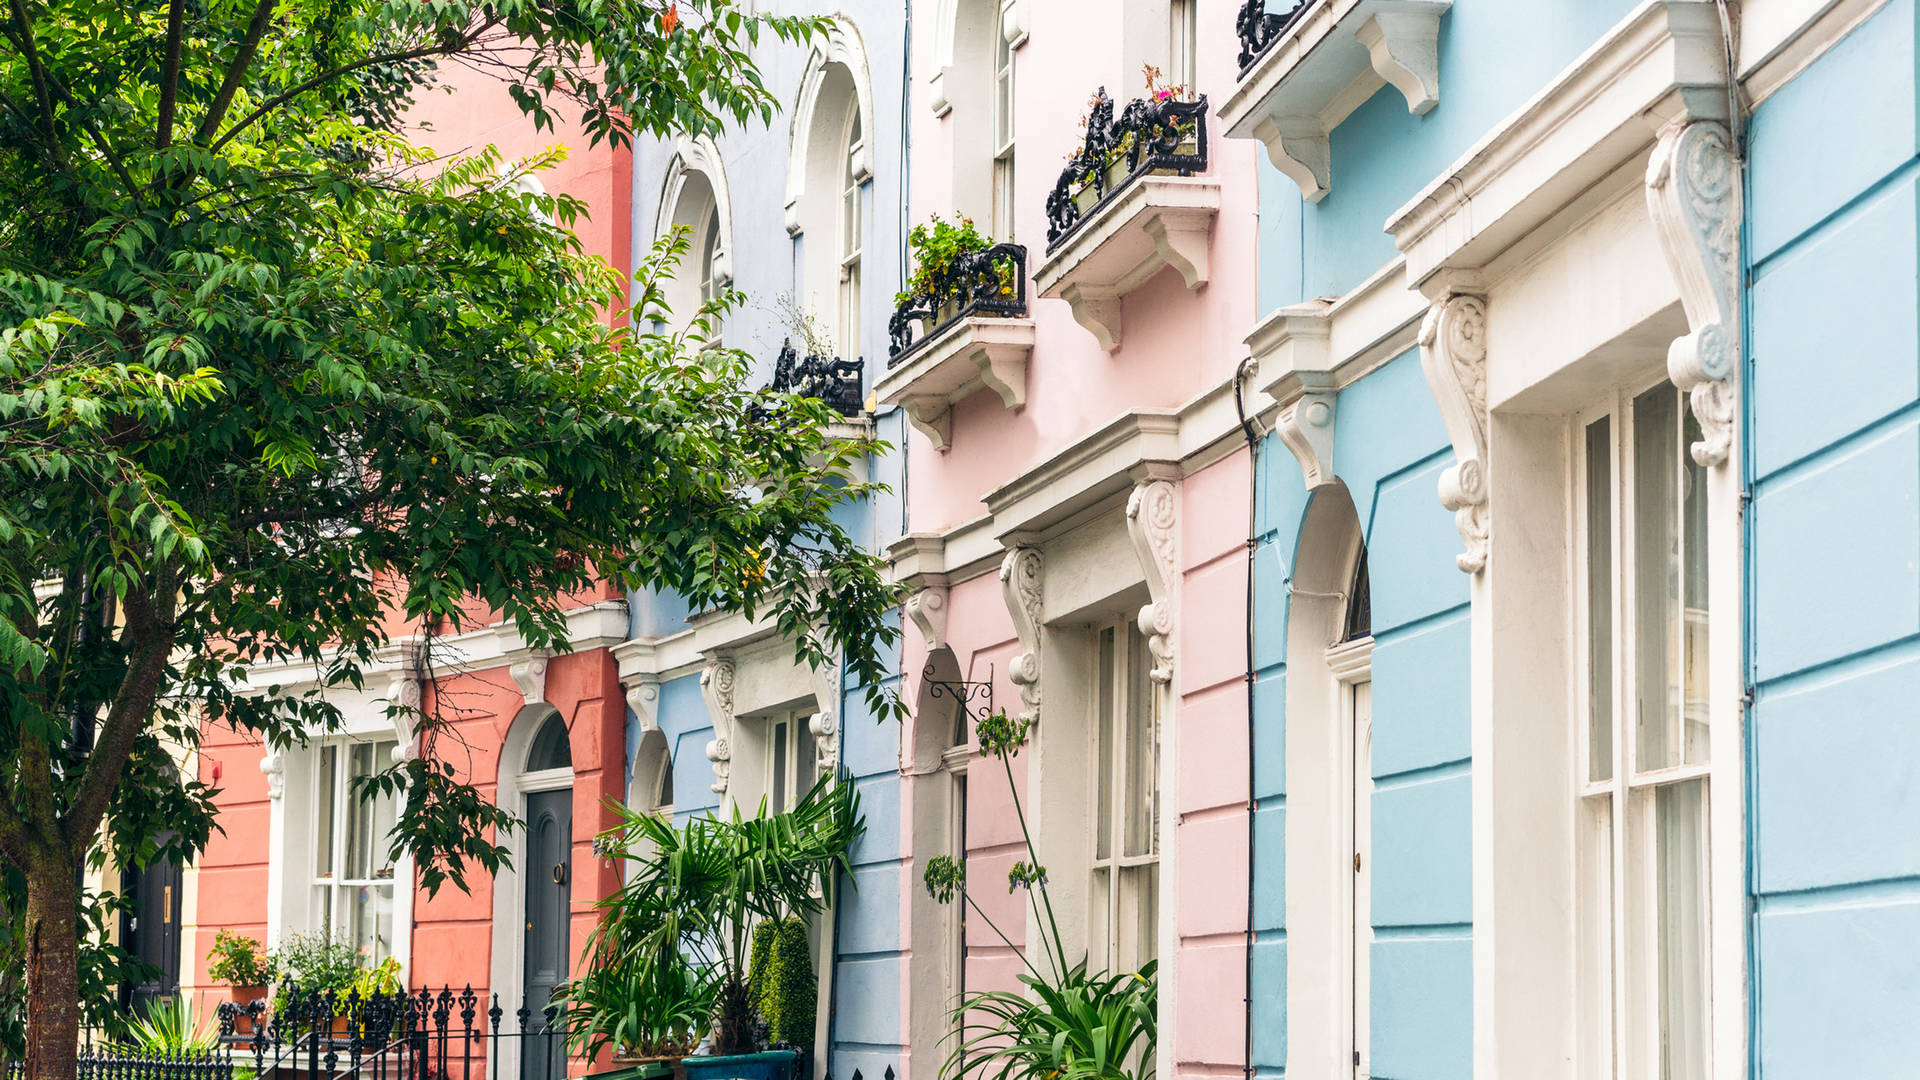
[[127, 1, 1917, 1078]]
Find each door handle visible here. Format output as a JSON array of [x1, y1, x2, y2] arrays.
[[551, 863, 567, 885]]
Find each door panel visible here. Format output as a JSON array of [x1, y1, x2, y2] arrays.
[[121, 845, 183, 1016], [523, 789, 572, 1080]]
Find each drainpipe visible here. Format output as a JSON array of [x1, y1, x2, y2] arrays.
[[1232, 357, 1263, 1080]]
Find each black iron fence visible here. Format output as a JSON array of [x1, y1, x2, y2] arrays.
[[887, 242, 1028, 364], [5, 1047, 234, 1080], [765, 341, 865, 418], [1043, 89, 1209, 250], [216, 986, 568, 1080]]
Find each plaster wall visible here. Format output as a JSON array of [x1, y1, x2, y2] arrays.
[[1743, 1, 1920, 1074]]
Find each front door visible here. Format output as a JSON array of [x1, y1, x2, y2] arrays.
[[522, 789, 572, 1080], [120, 843, 183, 1016]]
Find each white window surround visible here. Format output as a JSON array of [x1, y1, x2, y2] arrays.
[[785, 26, 877, 238], [904, 640, 973, 1064], [1218, 0, 1452, 202], [654, 136, 735, 331], [927, 0, 1029, 120]]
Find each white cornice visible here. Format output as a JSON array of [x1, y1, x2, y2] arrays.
[[1740, 0, 1890, 105], [1384, 0, 1728, 291]]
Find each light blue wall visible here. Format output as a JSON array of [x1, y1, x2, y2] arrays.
[[1744, 1, 1920, 1075], [621, 4, 910, 1074], [1250, 350, 1468, 1080]]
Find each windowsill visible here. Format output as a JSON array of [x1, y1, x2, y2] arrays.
[[1032, 175, 1220, 352], [874, 316, 1035, 452], [1219, 0, 1452, 202]]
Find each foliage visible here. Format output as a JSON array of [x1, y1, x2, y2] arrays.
[[765, 917, 816, 1051], [894, 215, 1016, 309], [1061, 65, 1199, 194], [585, 774, 863, 1055], [268, 934, 365, 1005], [115, 997, 219, 1056], [922, 711, 1158, 1080], [0, 0, 908, 1068], [560, 951, 716, 1059], [205, 931, 275, 988], [348, 956, 403, 998], [746, 918, 778, 1021]]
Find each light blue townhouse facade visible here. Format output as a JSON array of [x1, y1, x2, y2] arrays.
[[609, 6, 913, 1079], [1230, 1, 1919, 1078]]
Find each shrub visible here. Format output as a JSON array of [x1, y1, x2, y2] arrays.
[[767, 918, 815, 1050], [205, 930, 275, 988]]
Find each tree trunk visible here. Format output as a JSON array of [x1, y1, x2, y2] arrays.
[[24, 857, 81, 1080]]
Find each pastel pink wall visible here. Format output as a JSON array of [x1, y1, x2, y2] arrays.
[[903, 0, 1255, 1072]]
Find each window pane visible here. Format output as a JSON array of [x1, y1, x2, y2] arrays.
[[798, 718, 818, 795], [1095, 626, 1116, 860], [994, 33, 1013, 147], [349, 883, 395, 964], [772, 719, 789, 811], [1633, 387, 1682, 773], [345, 741, 398, 880], [1586, 416, 1614, 783], [1124, 624, 1156, 858], [1578, 797, 1616, 1079], [315, 745, 337, 878], [1681, 406, 1710, 765], [1124, 863, 1158, 968], [1090, 867, 1112, 970], [1655, 779, 1710, 1080]]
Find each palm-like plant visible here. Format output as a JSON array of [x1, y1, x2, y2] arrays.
[[580, 773, 863, 1055], [118, 996, 219, 1055]]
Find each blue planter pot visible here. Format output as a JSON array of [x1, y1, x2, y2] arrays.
[[680, 1049, 802, 1080]]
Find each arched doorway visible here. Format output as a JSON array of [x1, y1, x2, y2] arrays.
[[489, 705, 574, 1080]]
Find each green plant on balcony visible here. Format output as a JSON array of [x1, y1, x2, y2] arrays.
[[896, 215, 1018, 312], [924, 709, 1158, 1080]]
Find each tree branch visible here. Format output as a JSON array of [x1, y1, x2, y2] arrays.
[[62, 572, 178, 850], [2, 0, 69, 170], [155, 0, 186, 149], [191, 0, 280, 146]]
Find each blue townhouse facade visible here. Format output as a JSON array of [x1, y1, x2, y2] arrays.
[[1232, 0, 1920, 1078]]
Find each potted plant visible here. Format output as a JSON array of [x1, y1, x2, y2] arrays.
[[563, 954, 715, 1080], [923, 708, 1157, 1080], [206, 930, 276, 1033], [269, 933, 378, 1039], [586, 774, 862, 1080]]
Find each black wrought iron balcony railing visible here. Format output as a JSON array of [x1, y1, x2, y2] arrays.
[[1237, 0, 1317, 74], [1043, 89, 1209, 251], [766, 340, 865, 417], [887, 242, 1029, 365]]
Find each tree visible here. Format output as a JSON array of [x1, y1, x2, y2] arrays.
[[0, 2, 900, 1077]]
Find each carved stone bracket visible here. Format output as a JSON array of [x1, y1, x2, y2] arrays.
[[1125, 481, 1180, 684], [261, 750, 286, 800], [905, 586, 951, 653], [809, 656, 842, 774], [509, 651, 550, 706], [1647, 118, 1741, 467], [1418, 292, 1491, 574], [384, 658, 423, 762], [1000, 547, 1044, 725], [624, 678, 661, 734], [701, 656, 737, 798], [1276, 391, 1339, 491]]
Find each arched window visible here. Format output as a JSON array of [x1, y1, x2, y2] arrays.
[[788, 31, 873, 364], [938, 0, 1018, 237], [1341, 541, 1372, 642], [655, 138, 733, 337], [527, 712, 572, 772], [838, 109, 864, 360]]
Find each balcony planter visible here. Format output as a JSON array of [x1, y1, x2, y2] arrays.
[[880, 241, 1032, 451], [1045, 89, 1209, 252], [681, 1049, 802, 1080]]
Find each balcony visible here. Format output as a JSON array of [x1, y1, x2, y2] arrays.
[[1033, 89, 1219, 352], [1221, 0, 1451, 203], [877, 242, 1034, 452], [765, 340, 866, 418]]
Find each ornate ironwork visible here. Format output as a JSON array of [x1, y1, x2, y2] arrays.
[[1237, 0, 1315, 74], [922, 659, 995, 728], [1044, 88, 1210, 251], [888, 242, 1028, 366], [766, 339, 865, 417]]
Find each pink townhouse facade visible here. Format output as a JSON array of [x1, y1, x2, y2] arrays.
[[879, 1, 1262, 1076]]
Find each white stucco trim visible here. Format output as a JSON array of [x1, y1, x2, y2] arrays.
[[1739, 0, 1890, 103], [487, 702, 574, 1080], [785, 22, 878, 235]]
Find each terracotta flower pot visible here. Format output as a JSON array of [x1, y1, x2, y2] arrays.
[[229, 986, 268, 1035]]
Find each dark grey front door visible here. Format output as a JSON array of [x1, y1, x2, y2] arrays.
[[522, 789, 571, 1080], [120, 839, 183, 1017]]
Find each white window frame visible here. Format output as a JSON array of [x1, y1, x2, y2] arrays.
[[837, 109, 864, 361], [1325, 637, 1373, 1080], [1088, 616, 1159, 976], [1168, 0, 1196, 92], [1571, 381, 1714, 1080], [307, 736, 401, 961], [990, 24, 1016, 240], [765, 708, 820, 814]]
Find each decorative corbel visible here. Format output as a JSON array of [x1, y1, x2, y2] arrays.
[[509, 651, 550, 705], [384, 659, 423, 761], [260, 750, 286, 800], [624, 678, 661, 735], [1646, 118, 1741, 467], [700, 657, 736, 798], [1250, 115, 1331, 204], [1275, 392, 1338, 491], [905, 586, 951, 653], [1125, 480, 1179, 684], [809, 656, 841, 774], [1418, 292, 1491, 574], [999, 547, 1044, 725], [1059, 283, 1123, 353], [1355, 8, 1446, 117]]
